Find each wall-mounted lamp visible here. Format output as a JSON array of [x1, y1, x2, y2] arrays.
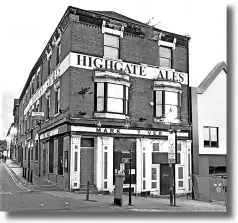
[[96, 119, 101, 127], [149, 102, 154, 107], [78, 111, 87, 116], [139, 117, 147, 122]]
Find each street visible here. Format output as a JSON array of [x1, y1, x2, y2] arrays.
[[0, 159, 127, 212], [0, 159, 227, 213]]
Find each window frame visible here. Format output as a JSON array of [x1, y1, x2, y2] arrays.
[[159, 46, 173, 69], [95, 82, 129, 115], [56, 42, 61, 66], [153, 90, 181, 119], [46, 96, 50, 120], [48, 56, 52, 76], [103, 33, 120, 59], [55, 87, 60, 115], [203, 126, 219, 148]]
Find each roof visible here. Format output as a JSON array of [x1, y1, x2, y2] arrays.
[[197, 61, 227, 94], [88, 10, 146, 26]]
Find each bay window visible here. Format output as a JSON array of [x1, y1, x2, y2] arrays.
[[154, 90, 181, 119], [95, 82, 128, 114]]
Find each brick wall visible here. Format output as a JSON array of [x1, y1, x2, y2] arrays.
[[71, 22, 103, 57], [69, 67, 95, 118], [121, 34, 159, 66]]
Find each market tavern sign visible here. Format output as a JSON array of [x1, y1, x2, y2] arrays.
[[71, 126, 189, 137]]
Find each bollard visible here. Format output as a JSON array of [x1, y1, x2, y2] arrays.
[[86, 181, 90, 201], [30, 170, 33, 183], [169, 187, 173, 206]]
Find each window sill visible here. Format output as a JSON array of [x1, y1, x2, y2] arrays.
[[94, 112, 129, 120], [103, 56, 122, 62], [35, 161, 38, 163]]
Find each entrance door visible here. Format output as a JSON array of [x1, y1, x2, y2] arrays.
[[80, 148, 94, 187], [160, 164, 172, 195]]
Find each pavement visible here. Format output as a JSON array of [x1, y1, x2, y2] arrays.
[[2, 158, 228, 213]]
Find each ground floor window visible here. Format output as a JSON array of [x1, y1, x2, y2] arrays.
[[113, 138, 136, 185], [58, 137, 63, 175], [209, 166, 226, 174], [49, 139, 54, 173]]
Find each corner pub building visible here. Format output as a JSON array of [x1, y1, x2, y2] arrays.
[[16, 6, 192, 195]]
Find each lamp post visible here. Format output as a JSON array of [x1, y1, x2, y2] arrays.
[[164, 108, 180, 207]]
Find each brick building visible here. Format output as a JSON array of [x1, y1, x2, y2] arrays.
[[16, 6, 192, 194]]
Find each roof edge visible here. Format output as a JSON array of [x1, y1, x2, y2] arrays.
[[197, 61, 227, 94]]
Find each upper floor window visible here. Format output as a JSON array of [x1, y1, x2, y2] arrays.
[[48, 56, 52, 76], [55, 87, 60, 115], [159, 46, 172, 68], [203, 127, 219, 147], [104, 34, 119, 59], [56, 43, 61, 66], [95, 82, 128, 114], [46, 97, 50, 120], [154, 90, 181, 119], [37, 73, 40, 89]]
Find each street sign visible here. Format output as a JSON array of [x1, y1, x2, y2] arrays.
[[120, 163, 125, 173], [32, 112, 45, 120], [122, 158, 131, 163], [32, 112, 44, 117], [120, 149, 130, 154], [168, 132, 176, 164]]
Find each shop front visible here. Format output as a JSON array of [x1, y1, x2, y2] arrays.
[[69, 126, 192, 195]]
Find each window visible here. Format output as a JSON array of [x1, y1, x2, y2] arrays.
[[95, 83, 128, 114], [159, 46, 172, 68], [49, 139, 54, 173], [35, 141, 38, 161], [104, 151, 108, 180], [56, 43, 61, 66], [209, 166, 226, 175], [55, 88, 60, 114], [46, 97, 50, 119], [31, 147, 33, 160], [104, 34, 119, 59], [178, 166, 184, 188], [64, 151, 68, 173], [58, 137, 63, 175], [37, 73, 40, 89], [203, 127, 219, 147], [154, 90, 181, 119], [48, 56, 51, 76], [31, 82, 34, 95]]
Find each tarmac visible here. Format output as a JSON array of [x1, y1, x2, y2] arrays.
[[2, 158, 227, 213]]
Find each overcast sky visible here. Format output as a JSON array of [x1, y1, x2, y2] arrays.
[[0, 0, 230, 140]]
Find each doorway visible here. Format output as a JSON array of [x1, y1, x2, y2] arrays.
[[160, 164, 172, 195], [80, 138, 94, 188]]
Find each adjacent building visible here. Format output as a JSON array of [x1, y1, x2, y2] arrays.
[[192, 61, 227, 201], [16, 6, 192, 194]]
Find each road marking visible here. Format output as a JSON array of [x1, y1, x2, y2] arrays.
[[0, 192, 12, 195], [3, 162, 31, 192]]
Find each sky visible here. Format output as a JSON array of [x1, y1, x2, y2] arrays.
[[0, 0, 230, 140]]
